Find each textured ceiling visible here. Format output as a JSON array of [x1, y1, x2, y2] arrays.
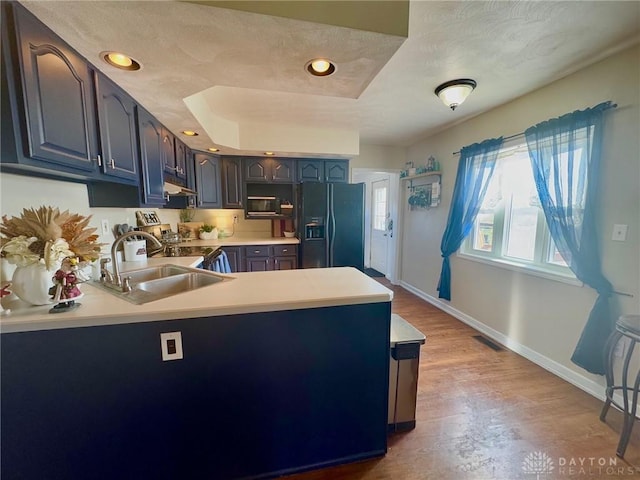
[[19, 0, 640, 159]]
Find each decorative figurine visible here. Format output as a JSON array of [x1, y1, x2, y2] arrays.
[[0, 283, 11, 316], [48, 256, 86, 314]]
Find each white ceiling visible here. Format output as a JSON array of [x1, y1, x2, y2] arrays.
[[20, 1, 640, 159]]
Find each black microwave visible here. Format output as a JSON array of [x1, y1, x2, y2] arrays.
[[246, 196, 280, 217]]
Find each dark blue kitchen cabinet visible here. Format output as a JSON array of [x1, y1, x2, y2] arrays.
[[298, 159, 348, 183], [325, 159, 349, 183], [244, 157, 296, 183], [173, 138, 188, 182], [1, 3, 99, 176], [221, 156, 243, 208], [194, 151, 221, 208], [222, 246, 243, 272], [1, 302, 390, 480], [161, 127, 177, 176], [136, 107, 166, 206], [94, 72, 138, 182]]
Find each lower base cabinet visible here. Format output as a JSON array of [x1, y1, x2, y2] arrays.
[[1, 303, 391, 480], [245, 244, 298, 272]]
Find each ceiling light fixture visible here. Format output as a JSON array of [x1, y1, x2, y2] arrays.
[[434, 79, 477, 110], [181, 130, 199, 136], [305, 58, 336, 77], [264, 152, 275, 156], [208, 147, 219, 152], [101, 51, 141, 71]]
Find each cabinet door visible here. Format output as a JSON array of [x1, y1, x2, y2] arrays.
[[246, 257, 271, 272], [271, 158, 296, 183], [223, 246, 243, 273], [161, 127, 176, 176], [94, 72, 138, 182], [221, 156, 243, 208], [173, 139, 188, 181], [244, 157, 269, 182], [325, 160, 349, 183], [273, 256, 297, 270], [13, 4, 98, 172], [136, 107, 166, 206], [194, 152, 221, 209], [298, 159, 324, 183]]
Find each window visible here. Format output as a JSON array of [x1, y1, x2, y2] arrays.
[[373, 184, 388, 231], [460, 141, 576, 280]]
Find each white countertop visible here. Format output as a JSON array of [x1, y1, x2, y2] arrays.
[[0, 264, 392, 333]]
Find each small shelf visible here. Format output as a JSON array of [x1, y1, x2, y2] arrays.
[[403, 171, 441, 209], [401, 170, 441, 182]]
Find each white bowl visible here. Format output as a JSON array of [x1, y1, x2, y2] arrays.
[[283, 231, 295, 238]]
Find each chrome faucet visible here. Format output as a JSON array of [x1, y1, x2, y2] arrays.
[[108, 231, 164, 288]]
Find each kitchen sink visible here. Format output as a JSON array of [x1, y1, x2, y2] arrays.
[[91, 264, 231, 304], [136, 272, 223, 296], [119, 265, 195, 283]]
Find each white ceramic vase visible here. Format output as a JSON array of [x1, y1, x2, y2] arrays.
[[200, 228, 218, 240], [11, 261, 57, 305]]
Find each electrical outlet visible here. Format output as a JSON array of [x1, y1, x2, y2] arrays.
[[233, 215, 238, 224], [101, 219, 110, 236], [160, 332, 183, 361], [612, 224, 628, 242]]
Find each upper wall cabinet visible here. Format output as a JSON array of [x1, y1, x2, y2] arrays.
[[244, 157, 296, 183], [136, 107, 166, 206], [194, 152, 222, 209], [173, 139, 188, 182], [298, 159, 348, 183], [1, 3, 100, 175], [94, 72, 138, 182], [221, 156, 243, 208]]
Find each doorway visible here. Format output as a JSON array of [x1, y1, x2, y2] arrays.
[[352, 168, 401, 284], [370, 178, 389, 274]]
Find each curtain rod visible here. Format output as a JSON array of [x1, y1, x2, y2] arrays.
[[452, 102, 618, 155]]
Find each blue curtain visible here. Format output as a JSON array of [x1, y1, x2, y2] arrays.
[[437, 137, 503, 300], [525, 101, 614, 375]]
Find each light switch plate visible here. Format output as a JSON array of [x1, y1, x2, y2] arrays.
[[612, 224, 628, 242], [160, 331, 183, 361], [101, 219, 110, 236]]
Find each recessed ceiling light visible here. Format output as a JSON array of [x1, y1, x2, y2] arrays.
[[182, 130, 199, 136], [305, 58, 336, 77], [264, 152, 275, 156], [208, 147, 219, 152], [101, 51, 141, 71]]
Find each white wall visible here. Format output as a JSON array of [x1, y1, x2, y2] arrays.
[[400, 45, 640, 398]]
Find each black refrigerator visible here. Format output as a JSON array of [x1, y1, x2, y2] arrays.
[[297, 182, 365, 271]]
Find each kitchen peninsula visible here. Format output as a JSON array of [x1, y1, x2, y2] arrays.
[[1, 266, 393, 480]]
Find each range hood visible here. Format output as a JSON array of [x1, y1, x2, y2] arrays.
[[164, 181, 197, 196]]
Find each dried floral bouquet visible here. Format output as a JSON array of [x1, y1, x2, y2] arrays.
[[0, 206, 104, 270]]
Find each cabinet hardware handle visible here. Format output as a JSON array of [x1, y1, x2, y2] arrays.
[[96, 154, 102, 167], [109, 159, 115, 169], [282, 249, 287, 252], [254, 250, 260, 254]]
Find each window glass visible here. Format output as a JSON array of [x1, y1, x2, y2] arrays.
[[461, 141, 575, 280], [373, 186, 387, 231]]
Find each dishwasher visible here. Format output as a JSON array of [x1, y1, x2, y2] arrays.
[[388, 314, 426, 432]]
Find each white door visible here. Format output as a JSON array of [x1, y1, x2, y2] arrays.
[[370, 178, 389, 274]]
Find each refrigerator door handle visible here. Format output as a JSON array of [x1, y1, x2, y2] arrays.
[[329, 184, 336, 266], [326, 184, 331, 266]]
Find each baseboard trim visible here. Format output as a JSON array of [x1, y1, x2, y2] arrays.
[[399, 281, 610, 403]]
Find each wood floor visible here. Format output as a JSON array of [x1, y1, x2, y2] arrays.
[[284, 279, 640, 480]]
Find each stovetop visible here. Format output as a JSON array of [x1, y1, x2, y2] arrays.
[[162, 246, 220, 258]]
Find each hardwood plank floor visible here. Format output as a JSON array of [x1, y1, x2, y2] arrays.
[[284, 279, 639, 480]]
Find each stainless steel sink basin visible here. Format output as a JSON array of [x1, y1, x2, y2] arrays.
[[91, 264, 231, 304], [120, 265, 194, 283], [136, 272, 223, 296]]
